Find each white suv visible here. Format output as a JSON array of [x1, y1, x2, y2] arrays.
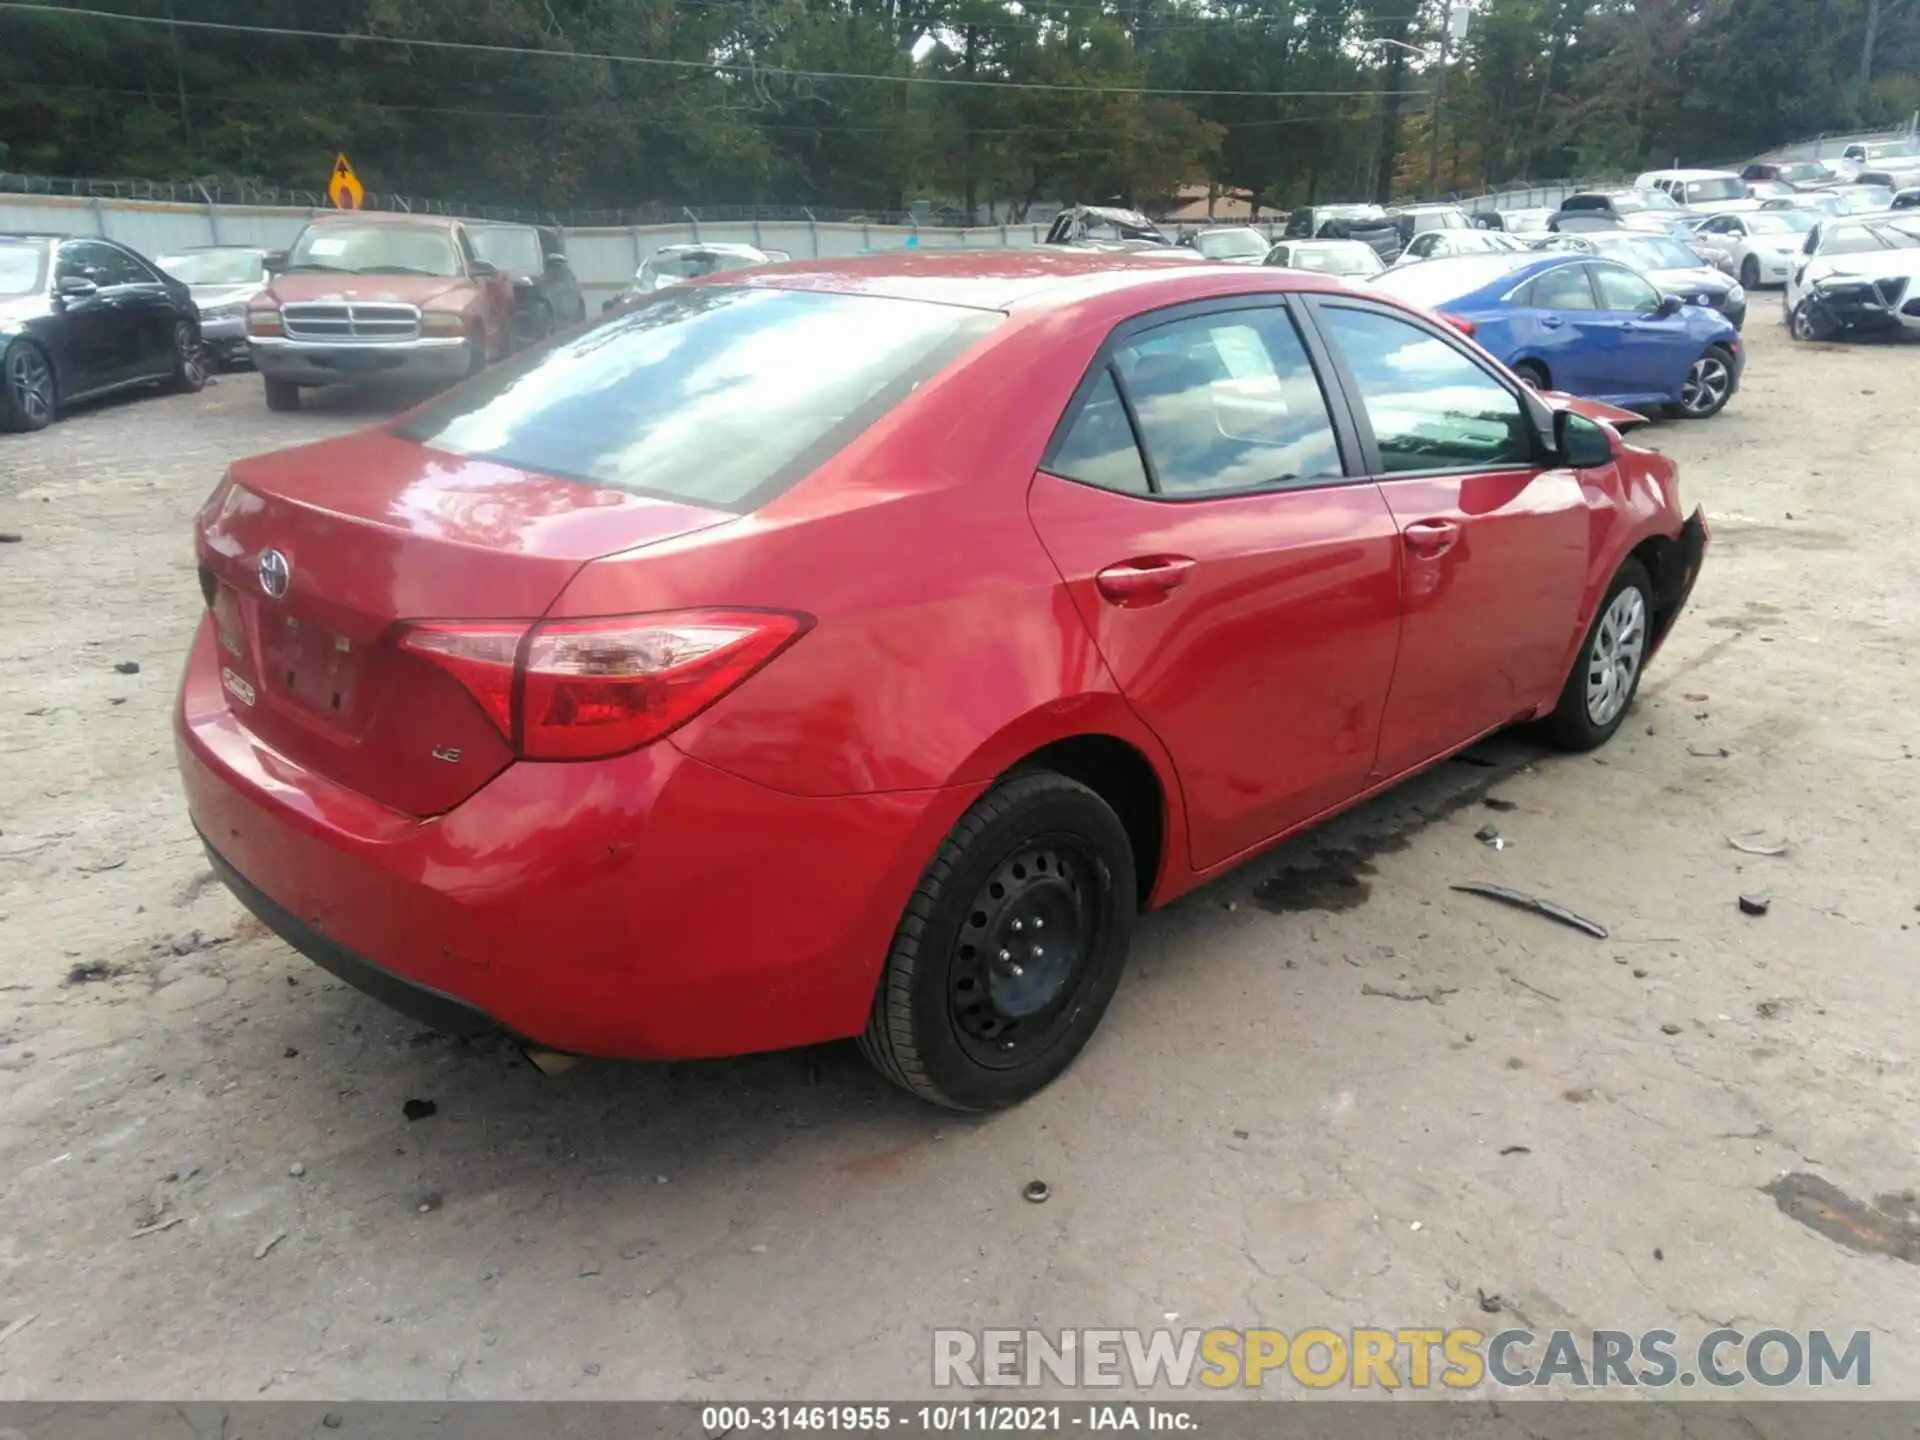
[[1635, 169, 1759, 215]]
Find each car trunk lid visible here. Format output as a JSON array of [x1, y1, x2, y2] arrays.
[[196, 429, 736, 815]]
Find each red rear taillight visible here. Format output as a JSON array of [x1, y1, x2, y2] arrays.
[[398, 609, 809, 760], [1438, 312, 1477, 336]]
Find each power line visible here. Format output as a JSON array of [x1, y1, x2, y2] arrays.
[[1, 79, 1373, 131], [0, 2, 1428, 98]]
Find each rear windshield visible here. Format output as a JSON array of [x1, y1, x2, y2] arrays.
[[394, 286, 998, 510], [1287, 243, 1382, 276], [1194, 229, 1270, 260]]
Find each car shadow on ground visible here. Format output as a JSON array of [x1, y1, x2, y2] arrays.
[[239, 728, 1562, 1206]]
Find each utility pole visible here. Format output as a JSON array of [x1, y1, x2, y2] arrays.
[[1426, 0, 1451, 196]]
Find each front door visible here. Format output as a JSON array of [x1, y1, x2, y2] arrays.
[[1590, 261, 1687, 400], [1303, 298, 1590, 778], [1027, 301, 1403, 871]]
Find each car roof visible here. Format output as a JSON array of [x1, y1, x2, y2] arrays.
[[1639, 168, 1741, 181], [305, 211, 459, 230], [731, 248, 1335, 312], [156, 243, 262, 253]]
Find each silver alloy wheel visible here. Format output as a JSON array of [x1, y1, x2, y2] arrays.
[[1680, 353, 1730, 414], [1789, 303, 1818, 341], [7, 344, 53, 426], [1585, 586, 1647, 728], [175, 323, 206, 387]]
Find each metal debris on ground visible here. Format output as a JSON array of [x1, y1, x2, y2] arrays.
[[1661, 1022, 1683, 1036], [1739, 891, 1773, 916], [1361, 982, 1458, 1005], [1499, 1145, 1531, 1156], [131, 1216, 186, 1238], [401, 1098, 438, 1121], [1728, 832, 1791, 857], [1687, 743, 1732, 758], [1482, 797, 1518, 812], [1762, 1173, 1920, 1263], [1477, 1288, 1503, 1314], [1450, 882, 1609, 939], [113, 661, 140, 675], [1022, 1180, 1051, 1204]]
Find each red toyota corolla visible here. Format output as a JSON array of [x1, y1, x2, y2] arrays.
[[176, 250, 1706, 1109]]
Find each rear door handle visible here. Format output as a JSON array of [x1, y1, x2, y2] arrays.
[[1403, 519, 1462, 557], [1095, 556, 1195, 606]]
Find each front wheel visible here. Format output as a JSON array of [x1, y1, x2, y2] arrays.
[[1512, 360, 1549, 392], [1543, 559, 1652, 751], [1789, 300, 1834, 343], [1675, 345, 1734, 419], [859, 771, 1136, 1110], [165, 321, 206, 395]]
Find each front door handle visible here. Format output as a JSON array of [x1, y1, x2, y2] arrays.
[[1539, 316, 1565, 329], [1403, 519, 1462, 557], [1095, 555, 1195, 606]]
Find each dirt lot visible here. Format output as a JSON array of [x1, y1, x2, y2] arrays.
[[1, 318, 1918, 1401]]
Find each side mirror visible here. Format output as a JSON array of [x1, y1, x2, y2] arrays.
[[264, 250, 288, 273], [57, 274, 99, 298], [1556, 410, 1616, 469], [1654, 293, 1685, 318], [470, 259, 499, 278]]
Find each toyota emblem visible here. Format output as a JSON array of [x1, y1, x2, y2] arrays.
[[257, 548, 291, 600]]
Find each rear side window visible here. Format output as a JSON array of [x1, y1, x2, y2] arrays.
[[1127, 311, 1342, 493], [396, 286, 997, 510], [1315, 305, 1534, 475], [1528, 264, 1598, 310], [1051, 372, 1150, 495]]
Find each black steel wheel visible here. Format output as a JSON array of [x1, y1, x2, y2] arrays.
[[1, 340, 56, 432], [166, 320, 207, 394], [860, 770, 1136, 1110]]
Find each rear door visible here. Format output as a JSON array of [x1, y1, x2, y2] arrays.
[[1513, 261, 1616, 395], [1302, 297, 1589, 776], [95, 244, 178, 378], [1026, 298, 1404, 871]]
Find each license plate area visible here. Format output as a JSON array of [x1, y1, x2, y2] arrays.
[[258, 605, 371, 728]]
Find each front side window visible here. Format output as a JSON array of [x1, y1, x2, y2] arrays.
[[287, 223, 461, 278], [1316, 305, 1534, 475], [157, 248, 265, 285], [395, 286, 997, 510], [1592, 264, 1661, 313], [1066, 309, 1343, 497], [470, 225, 543, 279]]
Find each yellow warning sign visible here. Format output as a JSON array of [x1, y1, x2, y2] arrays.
[[327, 153, 365, 211]]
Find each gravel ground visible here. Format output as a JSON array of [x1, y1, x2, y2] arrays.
[[1, 320, 1917, 1401]]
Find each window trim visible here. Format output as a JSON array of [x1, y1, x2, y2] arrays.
[[1296, 293, 1551, 482], [1037, 293, 1368, 504]]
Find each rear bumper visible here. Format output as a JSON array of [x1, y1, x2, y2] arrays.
[[174, 618, 974, 1058], [249, 335, 471, 386]]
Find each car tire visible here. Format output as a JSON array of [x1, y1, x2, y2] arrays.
[[1512, 360, 1550, 392], [263, 377, 301, 412], [1, 340, 57, 433], [1789, 300, 1834, 343], [1739, 256, 1760, 289], [1675, 344, 1735, 419], [1543, 558, 1653, 752], [165, 321, 206, 395], [858, 770, 1136, 1111]]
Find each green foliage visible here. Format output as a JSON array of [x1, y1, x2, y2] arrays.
[[0, 0, 1913, 213]]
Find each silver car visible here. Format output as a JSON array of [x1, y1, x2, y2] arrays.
[[155, 246, 267, 367]]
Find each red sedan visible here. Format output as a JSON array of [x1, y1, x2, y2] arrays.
[[176, 251, 1706, 1110]]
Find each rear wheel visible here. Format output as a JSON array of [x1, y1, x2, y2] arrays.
[[263, 377, 301, 412], [1544, 559, 1652, 751], [1512, 360, 1549, 392], [1, 340, 56, 432], [858, 771, 1136, 1111], [1739, 255, 1760, 290], [1675, 344, 1734, 418], [165, 321, 206, 395]]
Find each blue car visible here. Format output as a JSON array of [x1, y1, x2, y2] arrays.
[[1369, 254, 1743, 419]]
